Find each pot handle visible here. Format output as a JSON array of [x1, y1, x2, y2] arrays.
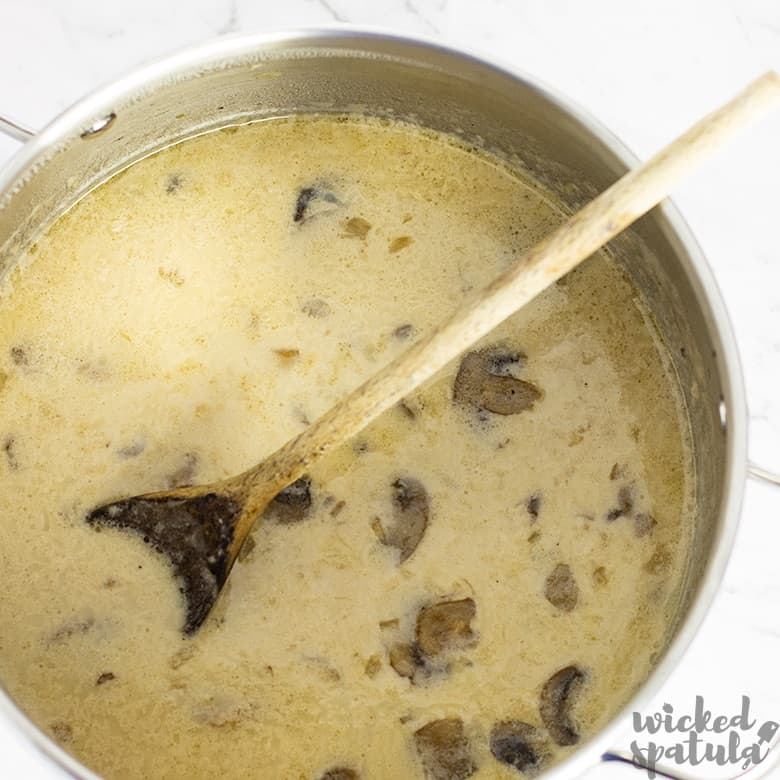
[[600, 737, 780, 780], [747, 462, 780, 486], [596, 455, 780, 778], [0, 114, 36, 142]]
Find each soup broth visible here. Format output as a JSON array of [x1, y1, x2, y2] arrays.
[[0, 115, 693, 779]]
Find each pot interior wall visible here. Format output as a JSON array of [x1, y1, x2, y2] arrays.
[[0, 33, 727, 668]]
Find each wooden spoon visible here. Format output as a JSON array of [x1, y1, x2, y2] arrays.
[[87, 72, 780, 634]]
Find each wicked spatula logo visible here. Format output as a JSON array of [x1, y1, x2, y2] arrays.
[[630, 697, 778, 777]]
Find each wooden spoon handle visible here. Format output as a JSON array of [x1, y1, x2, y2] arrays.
[[240, 71, 780, 516]]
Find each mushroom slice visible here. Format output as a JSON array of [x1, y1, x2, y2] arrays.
[[490, 721, 549, 775], [414, 718, 476, 780], [527, 493, 542, 522], [606, 485, 634, 521], [341, 216, 371, 239], [544, 564, 579, 612], [263, 476, 312, 524], [453, 347, 541, 416], [379, 477, 429, 563], [416, 598, 477, 658], [318, 768, 359, 780], [389, 642, 425, 681], [293, 184, 341, 224], [539, 665, 586, 746]]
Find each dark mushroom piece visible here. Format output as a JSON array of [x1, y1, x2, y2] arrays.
[[490, 721, 550, 775], [606, 485, 634, 521], [453, 346, 541, 416], [376, 477, 429, 563], [527, 493, 542, 522], [293, 184, 342, 224], [388, 598, 478, 683], [539, 665, 586, 746], [318, 768, 359, 780], [416, 598, 477, 658], [262, 476, 312, 524], [544, 564, 579, 612], [414, 718, 476, 780]]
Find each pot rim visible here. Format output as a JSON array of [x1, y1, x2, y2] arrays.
[[0, 26, 749, 780]]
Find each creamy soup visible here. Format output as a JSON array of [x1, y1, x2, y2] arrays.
[[0, 116, 693, 779]]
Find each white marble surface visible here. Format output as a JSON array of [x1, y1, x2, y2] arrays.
[[0, 1, 779, 778]]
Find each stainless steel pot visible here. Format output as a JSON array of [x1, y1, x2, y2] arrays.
[[0, 28, 776, 780]]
